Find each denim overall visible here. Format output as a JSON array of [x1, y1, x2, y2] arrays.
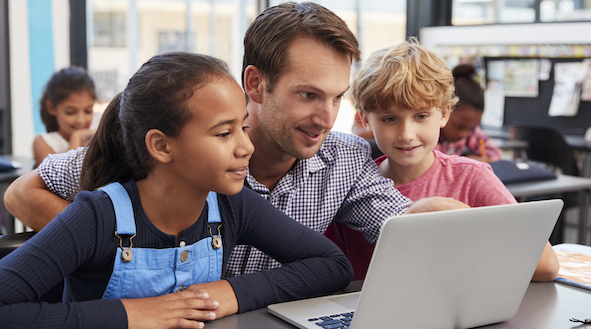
[[98, 183, 223, 299]]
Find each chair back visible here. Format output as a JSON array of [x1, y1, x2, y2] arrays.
[[510, 124, 579, 176]]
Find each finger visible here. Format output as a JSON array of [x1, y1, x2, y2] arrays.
[[168, 318, 205, 329]]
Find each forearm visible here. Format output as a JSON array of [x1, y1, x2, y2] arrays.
[[532, 241, 560, 282], [4, 170, 69, 231]]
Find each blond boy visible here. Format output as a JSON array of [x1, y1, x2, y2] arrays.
[[327, 40, 559, 282]]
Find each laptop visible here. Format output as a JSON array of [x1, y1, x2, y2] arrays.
[[268, 199, 563, 329]]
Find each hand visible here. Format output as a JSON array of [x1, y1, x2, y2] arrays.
[[69, 128, 96, 149], [121, 290, 219, 329], [406, 196, 470, 214], [184, 280, 239, 319]]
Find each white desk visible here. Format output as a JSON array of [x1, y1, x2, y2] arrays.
[[203, 282, 591, 329], [504, 175, 591, 245]]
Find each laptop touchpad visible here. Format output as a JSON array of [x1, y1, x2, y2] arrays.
[[327, 293, 360, 309]]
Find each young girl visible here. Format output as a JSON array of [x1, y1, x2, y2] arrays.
[[435, 64, 502, 163], [1, 52, 352, 328], [33, 66, 97, 166], [326, 41, 558, 282]]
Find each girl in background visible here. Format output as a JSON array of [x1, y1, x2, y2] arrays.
[[436, 64, 502, 163], [33, 66, 97, 166], [2, 52, 352, 329]]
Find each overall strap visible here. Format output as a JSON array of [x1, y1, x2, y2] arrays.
[[206, 192, 221, 224], [98, 183, 136, 235]]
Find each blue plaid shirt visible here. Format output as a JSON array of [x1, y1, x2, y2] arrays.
[[37, 132, 412, 277]]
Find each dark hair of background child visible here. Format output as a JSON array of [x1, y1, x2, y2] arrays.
[[452, 64, 484, 111]]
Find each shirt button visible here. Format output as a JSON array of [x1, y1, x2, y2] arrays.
[[181, 250, 189, 262], [179, 241, 186, 247], [177, 286, 184, 292]]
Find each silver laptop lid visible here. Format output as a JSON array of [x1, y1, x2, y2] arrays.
[[353, 199, 563, 329], [268, 199, 563, 329]]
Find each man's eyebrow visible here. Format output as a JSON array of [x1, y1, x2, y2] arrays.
[[293, 84, 350, 96]]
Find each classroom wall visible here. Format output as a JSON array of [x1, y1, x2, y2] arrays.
[[8, 0, 70, 158]]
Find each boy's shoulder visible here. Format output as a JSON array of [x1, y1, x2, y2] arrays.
[[434, 150, 491, 171]]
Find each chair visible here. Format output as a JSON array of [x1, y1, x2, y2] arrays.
[[509, 124, 580, 244], [509, 125, 579, 176], [0, 231, 64, 303]]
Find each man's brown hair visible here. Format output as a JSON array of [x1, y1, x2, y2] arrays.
[[242, 2, 360, 95]]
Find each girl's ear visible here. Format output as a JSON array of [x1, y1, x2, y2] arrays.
[[358, 112, 373, 131], [145, 129, 172, 163], [46, 100, 57, 116], [244, 65, 265, 104], [440, 105, 451, 128]]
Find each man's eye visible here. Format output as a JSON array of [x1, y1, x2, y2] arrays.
[[334, 94, 344, 102], [300, 92, 315, 99]]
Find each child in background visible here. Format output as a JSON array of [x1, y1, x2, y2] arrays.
[[326, 40, 559, 282], [435, 64, 502, 163], [1, 52, 352, 329], [33, 66, 97, 166]]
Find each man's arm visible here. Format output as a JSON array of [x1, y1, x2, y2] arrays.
[[4, 170, 69, 231]]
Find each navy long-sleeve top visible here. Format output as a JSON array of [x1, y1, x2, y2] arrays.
[[0, 181, 353, 328]]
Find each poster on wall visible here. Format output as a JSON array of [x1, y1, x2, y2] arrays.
[[486, 59, 539, 97], [502, 59, 539, 97], [548, 62, 587, 117], [582, 59, 591, 102]]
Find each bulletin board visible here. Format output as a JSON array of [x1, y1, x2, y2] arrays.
[[483, 56, 591, 135], [435, 44, 591, 136]]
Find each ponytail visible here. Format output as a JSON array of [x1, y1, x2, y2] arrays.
[[452, 64, 484, 111], [80, 93, 133, 190]]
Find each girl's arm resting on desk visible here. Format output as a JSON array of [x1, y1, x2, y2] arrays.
[[222, 188, 354, 313]]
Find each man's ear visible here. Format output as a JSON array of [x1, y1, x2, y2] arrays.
[[358, 112, 373, 131], [440, 105, 451, 128], [244, 65, 265, 104], [145, 129, 172, 164]]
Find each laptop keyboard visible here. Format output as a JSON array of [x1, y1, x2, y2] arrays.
[[307, 311, 355, 328]]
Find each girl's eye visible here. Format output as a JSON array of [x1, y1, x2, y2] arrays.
[[300, 92, 316, 99], [217, 132, 230, 138]]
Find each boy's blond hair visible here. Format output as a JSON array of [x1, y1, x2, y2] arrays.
[[352, 38, 457, 113]]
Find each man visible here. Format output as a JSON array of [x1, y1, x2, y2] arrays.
[[5, 2, 466, 277]]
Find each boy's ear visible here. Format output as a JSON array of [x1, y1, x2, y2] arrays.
[[440, 105, 451, 128], [244, 65, 265, 104], [46, 100, 57, 116], [145, 129, 172, 164], [358, 112, 373, 131]]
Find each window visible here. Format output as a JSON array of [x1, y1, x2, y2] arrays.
[[93, 12, 126, 47], [452, 0, 536, 25], [540, 0, 591, 22], [87, 0, 255, 103]]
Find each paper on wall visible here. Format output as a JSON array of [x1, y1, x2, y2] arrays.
[[548, 62, 587, 117], [581, 59, 591, 102]]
